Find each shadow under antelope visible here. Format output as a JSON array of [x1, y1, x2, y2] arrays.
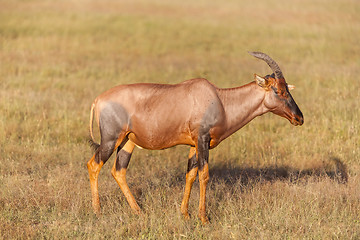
[[87, 52, 304, 224]]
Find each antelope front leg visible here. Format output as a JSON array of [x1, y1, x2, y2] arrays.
[[181, 147, 198, 219], [197, 134, 210, 224], [198, 162, 209, 223]]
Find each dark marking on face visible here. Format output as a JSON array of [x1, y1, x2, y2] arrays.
[[286, 93, 303, 122], [271, 84, 303, 125]]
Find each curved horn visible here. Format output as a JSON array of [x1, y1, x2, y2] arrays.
[[248, 51, 284, 80]]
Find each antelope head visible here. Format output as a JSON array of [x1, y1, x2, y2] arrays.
[[249, 51, 304, 126]]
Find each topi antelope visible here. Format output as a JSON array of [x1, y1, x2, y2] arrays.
[[87, 51, 304, 224]]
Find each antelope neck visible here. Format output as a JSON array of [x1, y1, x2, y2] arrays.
[[217, 81, 268, 139]]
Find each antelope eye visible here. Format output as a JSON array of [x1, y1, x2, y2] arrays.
[[279, 91, 286, 97], [271, 86, 279, 95]]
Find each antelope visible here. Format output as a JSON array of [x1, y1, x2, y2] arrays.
[[87, 52, 304, 224]]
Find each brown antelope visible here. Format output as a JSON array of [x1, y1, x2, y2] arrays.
[[87, 52, 303, 224]]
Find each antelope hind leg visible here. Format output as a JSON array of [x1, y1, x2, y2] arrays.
[[87, 154, 104, 214], [87, 138, 119, 214], [111, 139, 141, 213]]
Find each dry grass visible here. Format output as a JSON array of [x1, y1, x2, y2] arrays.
[[0, 0, 359, 239]]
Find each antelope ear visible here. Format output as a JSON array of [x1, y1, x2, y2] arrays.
[[287, 84, 295, 90], [254, 74, 270, 89]]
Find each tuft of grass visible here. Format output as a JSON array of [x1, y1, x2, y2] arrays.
[[1, 0, 359, 239]]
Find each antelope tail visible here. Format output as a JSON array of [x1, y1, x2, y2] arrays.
[[89, 103, 100, 151]]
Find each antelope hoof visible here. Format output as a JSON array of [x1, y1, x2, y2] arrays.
[[131, 205, 142, 215], [92, 204, 101, 215], [199, 215, 209, 224], [181, 211, 191, 220], [180, 206, 190, 220]]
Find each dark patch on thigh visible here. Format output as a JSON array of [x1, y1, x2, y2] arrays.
[[95, 102, 131, 164], [99, 102, 131, 143]]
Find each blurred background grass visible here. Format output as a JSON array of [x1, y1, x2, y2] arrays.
[[0, 0, 359, 239]]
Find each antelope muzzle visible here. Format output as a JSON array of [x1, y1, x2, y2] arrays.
[[288, 97, 304, 126]]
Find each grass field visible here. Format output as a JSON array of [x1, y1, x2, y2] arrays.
[[1, 0, 359, 239]]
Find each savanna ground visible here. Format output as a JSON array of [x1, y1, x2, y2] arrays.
[[0, 0, 359, 239]]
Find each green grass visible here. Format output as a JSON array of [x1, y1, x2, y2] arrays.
[[0, 0, 359, 239]]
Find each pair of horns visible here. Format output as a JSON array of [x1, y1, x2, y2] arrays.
[[248, 51, 284, 80]]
